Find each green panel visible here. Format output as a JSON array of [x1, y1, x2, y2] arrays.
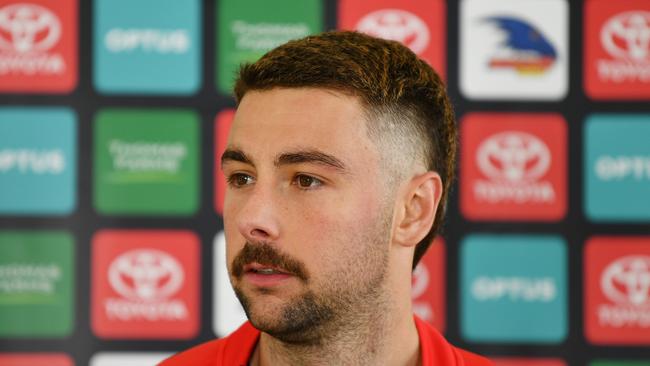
[[217, 0, 323, 93], [0, 231, 74, 337], [94, 109, 199, 215]]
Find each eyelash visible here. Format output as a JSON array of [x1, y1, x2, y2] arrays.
[[225, 173, 323, 190], [226, 173, 255, 188], [292, 174, 323, 189]]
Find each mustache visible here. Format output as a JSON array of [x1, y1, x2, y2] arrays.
[[231, 241, 309, 281]]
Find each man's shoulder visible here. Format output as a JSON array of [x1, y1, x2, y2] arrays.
[[158, 322, 260, 366], [415, 316, 493, 366]]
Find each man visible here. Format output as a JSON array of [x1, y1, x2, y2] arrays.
[[161, 31, 491, 366]]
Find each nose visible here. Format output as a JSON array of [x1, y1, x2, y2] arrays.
[[235, 183, 281, 243]]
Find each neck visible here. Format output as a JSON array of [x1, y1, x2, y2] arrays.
[[251, 276, 420, 366]]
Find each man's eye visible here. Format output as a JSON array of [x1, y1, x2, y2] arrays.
[[227, 173, 255, 187], [294, 174, 323, 189]]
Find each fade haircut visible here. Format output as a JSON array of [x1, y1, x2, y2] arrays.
[[233, 31, 456, 269]]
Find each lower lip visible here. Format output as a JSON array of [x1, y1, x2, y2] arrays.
[[243, 272, 294, 287]]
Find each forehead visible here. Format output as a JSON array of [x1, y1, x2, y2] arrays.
[[229, 88, 377, 163]]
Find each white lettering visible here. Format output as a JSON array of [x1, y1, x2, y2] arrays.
[[598, 60, 650, 83], [108, 139, 186, 174], [105, 28, 190, 54], [599, 304, 650, 327], [0, 149, 65, 174], [0, 53, 64, 75], [231, 21, 310, 52], [105, 298, 188, 321], [473, 180, 555, 203], [471, 276, 557, 302], [0, 263, 61, 295], [596, 155, 650, 181]]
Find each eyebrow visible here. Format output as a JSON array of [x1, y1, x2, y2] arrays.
[[275, 149, 348, 173], [221, 148, 253, 168], [221, 147, 348, 173]]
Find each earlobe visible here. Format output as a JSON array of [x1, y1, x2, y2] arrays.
[[393, 171, 442, 248]]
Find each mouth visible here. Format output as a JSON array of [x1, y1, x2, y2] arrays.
[[241, 262, 295, 287], [231, 242, 309, 284], [244, 262, 292, 275]]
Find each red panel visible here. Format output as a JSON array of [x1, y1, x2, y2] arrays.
[[584, 0, 650, 99], [460, 113, 567, 221], [91, 230, 200, 339], [338, 0, 446, 80], [585, 236, 650, 345], [0, 0, 77, 92]]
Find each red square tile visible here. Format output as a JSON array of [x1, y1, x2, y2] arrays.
[[460, 113, 567, 221], [585, 236, 650, 344], [338, 0, 446, 80], [91, 230, 200, 339], [584, 0, 650, 99], [0, 0, 77, 92]]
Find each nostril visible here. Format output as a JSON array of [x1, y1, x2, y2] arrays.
[[250, 228, 270, 238]]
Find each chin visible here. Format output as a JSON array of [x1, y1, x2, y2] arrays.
[[235, 286, 334, 344]]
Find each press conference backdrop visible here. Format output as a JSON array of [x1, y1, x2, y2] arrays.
[[0, 0, 648, 365]]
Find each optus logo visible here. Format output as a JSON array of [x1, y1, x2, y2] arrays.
[[0, 3, 61, 53], [601, 256, 650, 307], [104, 29, 190, 54], [461, 235, 567, 342], [0, 149, 65, 175], [471, 276, 557, 302], [108, 249, 184, 302], [585, 115, 650, 220], [476, 132, 551, 184], [356, 9, 429, 55]]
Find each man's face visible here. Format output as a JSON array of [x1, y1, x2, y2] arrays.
[[221, 88, 394, 342]]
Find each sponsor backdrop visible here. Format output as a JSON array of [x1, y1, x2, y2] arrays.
[[0, 0, 649, 365]]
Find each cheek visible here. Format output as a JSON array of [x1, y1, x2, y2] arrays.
[[222, 208, 242, 271], [289, 192, 384, 261]]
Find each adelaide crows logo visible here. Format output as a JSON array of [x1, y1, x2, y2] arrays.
[[485, 16, 557, 74]]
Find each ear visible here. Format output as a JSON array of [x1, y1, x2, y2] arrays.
[[393, 171, 443, 248]]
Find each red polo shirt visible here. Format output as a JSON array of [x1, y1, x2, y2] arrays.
[[160, 316, 492, 365]]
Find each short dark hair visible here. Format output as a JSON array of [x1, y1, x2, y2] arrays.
[[234, 31, 456, 268]]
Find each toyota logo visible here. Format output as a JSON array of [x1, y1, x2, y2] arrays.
[[476, 131, 551, 184], [601, 255, 650, 307], [601, 11, 650, 62], [0, 3, 61, 53], [356, 9, 430, 55], [108, 249, 184, 302]]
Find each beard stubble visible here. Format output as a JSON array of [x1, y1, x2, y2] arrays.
[[229, 207, 392, 345]]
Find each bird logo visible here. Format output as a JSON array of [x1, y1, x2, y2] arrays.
[[484, 16, 557, 75]]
